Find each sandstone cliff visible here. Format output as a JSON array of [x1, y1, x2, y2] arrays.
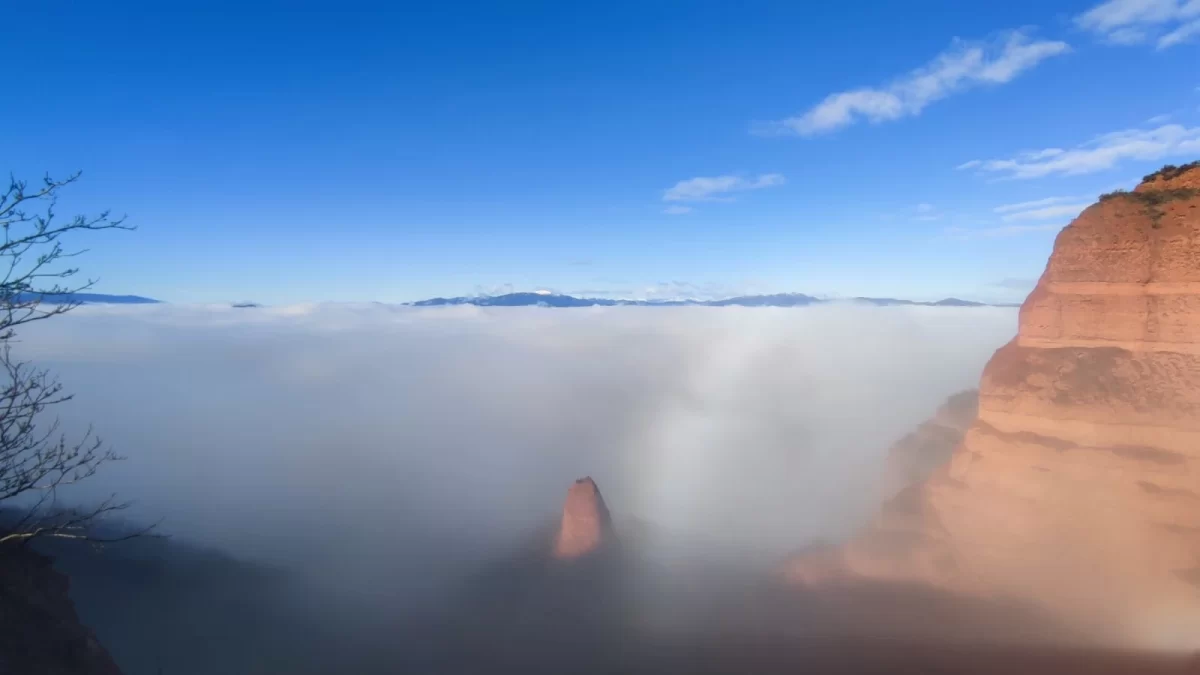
[[883, 390, 978, 496], [785, 162, 1200, 650], [0, 542, 123, 675]]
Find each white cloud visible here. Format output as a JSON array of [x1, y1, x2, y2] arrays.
[[999, 203, 1091, 221], [992, 277, 1039, 291], [474, 282, 515, 297], [1025, 148, 1065, 160], [1077, 0, 1188, 32], [1158, 17, 1200, 46], [1108, 25, 1153, 43], [993, 195, 1083, 213], [564, 281, 761, 301], [912, 201, 940, 220], [763, 31, 1070, 136], [1146, 113, 1172, 124], [991, 193, 1104, 221], [663, 173, 785, 202], [1075, 0, 1200, 48], [957, 123, 1200, 179], [634, 281, 754, 301], [910, 203, 944, 221], [663, 205, 694, 215], [944, 222, 1064, 238]]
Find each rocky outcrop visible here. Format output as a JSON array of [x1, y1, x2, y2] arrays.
[[554, 477, 615, 559], [785, 163, 1200, 649], [0, 543, 122, 675], [883, 390, 977, 496]]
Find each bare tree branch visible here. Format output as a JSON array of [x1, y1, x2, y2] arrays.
[[0, 172, 145, 546]]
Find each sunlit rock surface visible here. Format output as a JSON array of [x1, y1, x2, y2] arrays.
[[554, 477, 615, 559], [785, 163, 1200, 649]]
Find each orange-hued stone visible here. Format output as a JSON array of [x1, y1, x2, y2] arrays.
[[883, 390, 978, 497], [553, 477, 614, 559], [785, 163, 1200, 649]]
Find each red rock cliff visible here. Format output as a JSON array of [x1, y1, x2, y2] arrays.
[[883, 390, 978, 496], [785, 163, 1200, 649]]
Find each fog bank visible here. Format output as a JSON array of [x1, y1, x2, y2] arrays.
[[17, 303, 1016, 593]]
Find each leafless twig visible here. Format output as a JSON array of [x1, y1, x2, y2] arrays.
[[0, 172, 145, 545]]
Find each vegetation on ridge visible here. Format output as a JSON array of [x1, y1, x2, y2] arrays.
[[1141, 160, 1200, 184], [1097, 163, 1199, 228], [1098, 187, 1200, 204]]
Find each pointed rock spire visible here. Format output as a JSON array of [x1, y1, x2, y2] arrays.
[[553, 476, 614, 559]]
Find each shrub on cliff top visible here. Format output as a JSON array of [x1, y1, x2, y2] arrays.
[[1141, 160, 1200, 184], [1099, 188, 1199, 205]]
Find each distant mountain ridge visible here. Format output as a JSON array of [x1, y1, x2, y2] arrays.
[[410, 292, 1012, 308], [6, 292, 1015, 308], [15, 292, 161, 305]]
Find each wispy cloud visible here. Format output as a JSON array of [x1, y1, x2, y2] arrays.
[[944, 222, 1064, 239], [998, 202, 1090, 221], [663, 174, 785, 202], [912, 203, 943, 221], [1076, 0, 1200, 49], [993, 195, 1082, 213], [991, 277, 1039, 291], [567, 288, 631, 298], [957, 123, 1200, 179], [1159, 18, 1200, 47], [473, 283, 515, 297], [760, 30, 1069, 136], [663, 205, 694, 215], [636, 281, 757, 301], [564, 282, 757, 302]]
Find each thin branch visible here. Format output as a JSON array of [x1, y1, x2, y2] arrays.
[[0, 171, 147, 545]]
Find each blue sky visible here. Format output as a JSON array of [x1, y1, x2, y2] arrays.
[[6, 1, 1199, 304]]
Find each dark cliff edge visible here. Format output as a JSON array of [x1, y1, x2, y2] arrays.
[[0, 542, 122, 675]]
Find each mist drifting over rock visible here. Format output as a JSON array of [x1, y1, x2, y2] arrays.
[[18, 303, 1014, 565], [5, 302, 1029, 673]]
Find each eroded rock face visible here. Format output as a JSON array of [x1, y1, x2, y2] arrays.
[[785, 163, 1200, 649], [883, 390, 978, 496], [554, 477, 615, 559]]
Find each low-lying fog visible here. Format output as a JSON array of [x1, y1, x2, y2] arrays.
[[23, 303, 1014, 569], [17, 303, 1053, 672]]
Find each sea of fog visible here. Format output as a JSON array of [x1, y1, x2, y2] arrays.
[[15, 303, 1017, 597]]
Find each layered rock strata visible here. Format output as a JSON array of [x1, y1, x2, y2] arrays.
[[786, 163, 1200, 649]]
